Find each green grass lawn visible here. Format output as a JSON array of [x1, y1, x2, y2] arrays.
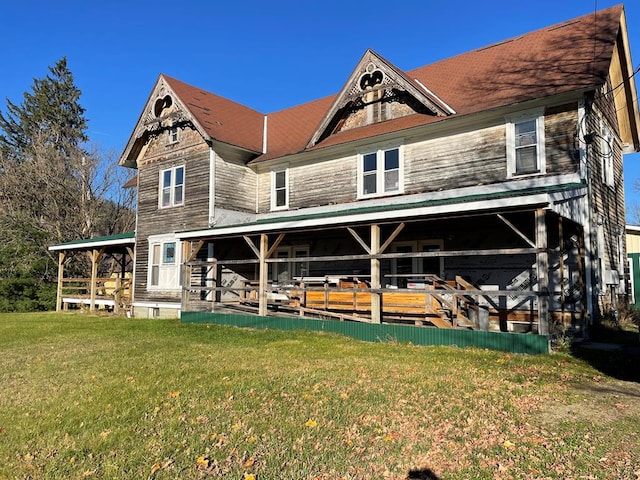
[[1, 313, 639, 479]]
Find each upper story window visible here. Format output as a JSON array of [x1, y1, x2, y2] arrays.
[[357, 143, 403, 199], [506, 109, 545, 178], [168, 126, 179, 144], [271, 168, 289, 210], [160, 165, 184, 208], [601, 121, 614, 187]]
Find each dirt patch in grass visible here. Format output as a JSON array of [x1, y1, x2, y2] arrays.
[[540, 379, 640, 425]]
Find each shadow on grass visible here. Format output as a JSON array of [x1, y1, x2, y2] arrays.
[[571, 345, 640, 383], [406, 468, 441, 479], [570, 323, 640, 383], [588, 322, 640, 346]]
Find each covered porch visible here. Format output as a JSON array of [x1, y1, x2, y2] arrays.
[[177, 190, 589, 336], [49, 233, 135, 314]]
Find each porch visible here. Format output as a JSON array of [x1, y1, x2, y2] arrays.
[[177, 206, 588, 336], [48, 233, 135, 314], [57, 275, 133, 313]]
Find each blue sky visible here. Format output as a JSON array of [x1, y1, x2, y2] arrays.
[[2, 0, 639, 217]]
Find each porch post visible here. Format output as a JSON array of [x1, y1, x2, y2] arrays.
[[181, 241, 191, 313], [56, 252, 65, 312], [126, 246, 135, 310], [259, 234, 268, 316], [370, 224, 381, 324], [89, 249, 99, 313], [114, 277, 122, 315], [536, 209, 549, 335]]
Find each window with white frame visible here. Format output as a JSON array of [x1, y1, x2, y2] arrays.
[[358, 144, 403, 198], [160, 165, 184, 208], [601, 121, 614, 187], [506, 110, 545, 177], [148, 234, 181, 290], [271, 168, 289, 210]]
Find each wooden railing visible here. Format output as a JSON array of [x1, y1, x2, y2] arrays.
[[59, 277, 132, 314], [182, 274, 543, 330]]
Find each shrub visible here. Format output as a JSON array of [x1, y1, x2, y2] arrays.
[[0, 277, 56, 312]]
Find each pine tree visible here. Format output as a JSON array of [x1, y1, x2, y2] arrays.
[[0, 58, 135, 311], [0, 57, 87, 162]]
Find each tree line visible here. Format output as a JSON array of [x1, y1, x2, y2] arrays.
[[0, 58, 135, 311]]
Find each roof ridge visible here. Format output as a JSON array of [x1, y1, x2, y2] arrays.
[[162, 74, 266, 116], [407, 4, 622, 76]]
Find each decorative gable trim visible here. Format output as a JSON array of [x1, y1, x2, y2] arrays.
[[119, 75, 209, 168], [306, 49, 453, 149]]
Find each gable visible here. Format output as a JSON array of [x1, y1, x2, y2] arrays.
[[119, 75, 265, 168], [306, 50, 453, 148], [609, 9, 640, 152]]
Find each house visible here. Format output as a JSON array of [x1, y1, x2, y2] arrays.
[[51, 5, 639, 339], [626, 225, 640, 307]]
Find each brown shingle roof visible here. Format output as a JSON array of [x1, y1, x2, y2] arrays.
[[163, 75, 265, 153], [409, 5, 621, 117], [248, 4, 622, 163], [165, 5, 623, 164], [263, 94, 337, 161]]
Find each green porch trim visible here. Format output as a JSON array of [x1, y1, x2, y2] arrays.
[[181, 312, 549, 355], [49, 231, 136, 251]]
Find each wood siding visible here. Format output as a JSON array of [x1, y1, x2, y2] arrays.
[[545, 103, 580, 174], [215, 152, 256, 213], [135, 127, 211, 304], [404, 125, 506, 193], [586, 93, 626, 277], [257, 156, 358, 213], [256, 105, 580, 213]]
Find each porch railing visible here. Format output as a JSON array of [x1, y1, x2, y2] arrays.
[[181, 275, 549, 331], [59, 277, 132, 314]]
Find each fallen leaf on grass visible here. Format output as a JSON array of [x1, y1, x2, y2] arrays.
[[501, 440, 515, 448], [196, 455, 210, 468], [305, 419, 318, 428], [168, 390, 180, 398]]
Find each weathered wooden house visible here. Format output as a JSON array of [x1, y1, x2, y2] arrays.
[[52, 5, 639, 339]]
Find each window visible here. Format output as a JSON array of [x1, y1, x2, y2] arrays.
[[271, 246, 309, 284], [506, 110, 545, 178], [168, 126, 179, 144], [148, 235, 181, 290], [160, 166, 184, 208], [601, 122, 614, 187], [358, 144, 403, 198], [390, 241, 443, 288], [271, 168, 289, 210]]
